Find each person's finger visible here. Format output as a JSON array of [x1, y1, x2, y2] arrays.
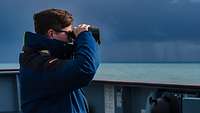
[[86, 25, 90, 29], [78, 24, 85, 27], [79, 24, 89, 28], [81, 24, 90, 30]]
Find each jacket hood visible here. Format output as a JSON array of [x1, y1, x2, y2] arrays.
[[23, 32, 74, 59]]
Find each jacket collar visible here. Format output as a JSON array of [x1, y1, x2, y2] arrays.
[[23, 32, 74, 59], [24, 32, 67, 50]]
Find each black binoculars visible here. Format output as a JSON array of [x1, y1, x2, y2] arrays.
[[68, 26, 101, 45]]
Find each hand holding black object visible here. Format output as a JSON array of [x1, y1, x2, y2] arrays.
[[73, 24, 101, 45]]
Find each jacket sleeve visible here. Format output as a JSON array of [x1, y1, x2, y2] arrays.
[[46, 31, 100, 91]]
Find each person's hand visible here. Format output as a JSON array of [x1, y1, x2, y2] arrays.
[[73, 24, 90, 38]]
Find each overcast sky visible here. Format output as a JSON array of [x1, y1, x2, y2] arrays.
[[0, 0, 200, 63]]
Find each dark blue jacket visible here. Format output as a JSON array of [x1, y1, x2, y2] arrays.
[[19, 31, 100, 113]]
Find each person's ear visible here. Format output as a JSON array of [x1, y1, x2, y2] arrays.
[[47, 29, 55, 39]]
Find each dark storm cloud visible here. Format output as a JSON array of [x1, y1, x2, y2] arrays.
[[0, 0, 200, 63], [79, 0, 200, 42]]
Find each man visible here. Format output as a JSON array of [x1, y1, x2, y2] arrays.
[[19, 8, 100, 113]]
